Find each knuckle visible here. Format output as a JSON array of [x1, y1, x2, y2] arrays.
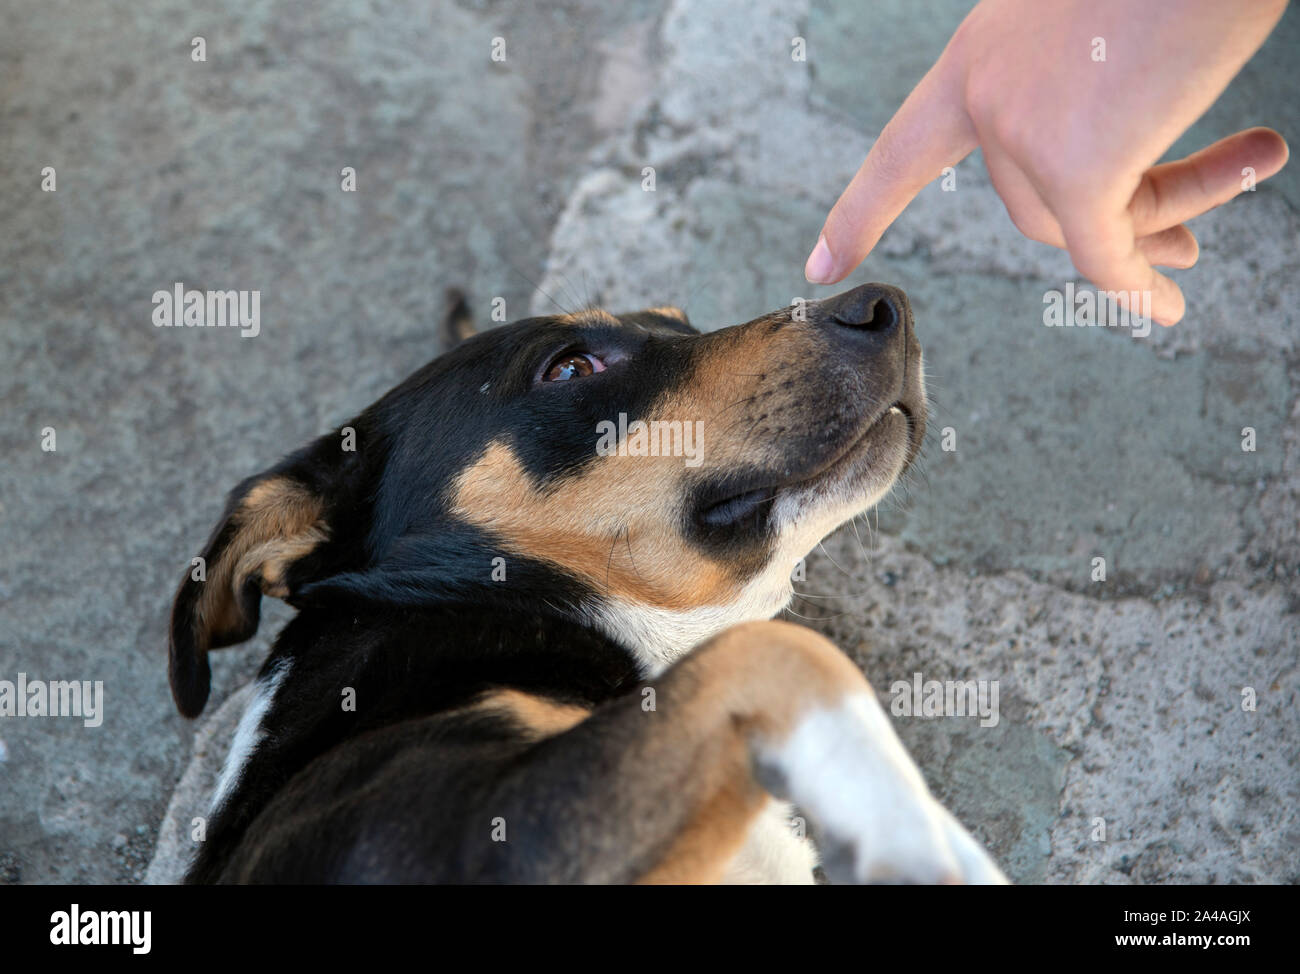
[[1005, 206, 1054, 245], [1069, 249, 1118, 285], [1131, 173, 1162, 225]]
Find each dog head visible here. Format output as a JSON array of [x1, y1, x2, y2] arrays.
[[168, 284, 926, 716]]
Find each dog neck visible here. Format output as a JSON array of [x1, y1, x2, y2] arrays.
[[583, 564, 796, 675]]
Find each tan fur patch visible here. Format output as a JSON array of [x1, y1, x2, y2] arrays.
[[644, 306, 689, 323], [636, 732, 766, 883], [197, 477, 328, 638], [692, 620, 865, 738], [654, 316, 828, 472], [475, 688, 591, 739], [555, 308, 621, 328], [450, 441, 737, 609]]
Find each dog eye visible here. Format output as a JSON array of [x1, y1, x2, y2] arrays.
[[543, 352, 605, 382]]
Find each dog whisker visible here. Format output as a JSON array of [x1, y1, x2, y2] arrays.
[[815, 539, 853, 578]]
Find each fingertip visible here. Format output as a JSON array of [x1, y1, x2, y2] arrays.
[[1242, 126, 1290, 179], [804, 234, 837, 284], [1153, 280, 1186, 327]]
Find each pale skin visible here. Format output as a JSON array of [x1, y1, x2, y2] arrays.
[[804, 0, 1291, 326]]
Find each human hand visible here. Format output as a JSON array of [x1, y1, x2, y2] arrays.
[[804, 0, 1290, 325]]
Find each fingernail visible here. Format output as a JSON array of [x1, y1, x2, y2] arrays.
[[805, 234, 834, 284]]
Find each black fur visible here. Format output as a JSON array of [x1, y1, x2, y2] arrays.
[[188, 600, 641, 882]]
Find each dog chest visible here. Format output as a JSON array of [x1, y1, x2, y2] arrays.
[[721, 799, 817, 885]]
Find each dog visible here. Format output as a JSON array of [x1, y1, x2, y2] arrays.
[[166, 283, 1008, 884]]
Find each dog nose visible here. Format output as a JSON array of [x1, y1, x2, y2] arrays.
[[818, 283, 909, 334]]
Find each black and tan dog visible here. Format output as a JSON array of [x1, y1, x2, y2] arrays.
[[167, 283, 1007, 884]]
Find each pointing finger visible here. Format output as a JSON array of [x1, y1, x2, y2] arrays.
[[806, 59, 977, 284]]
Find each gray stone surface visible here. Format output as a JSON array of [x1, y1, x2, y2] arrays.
[[144, 684, 249, 885], [1, 0, 1296, 884]]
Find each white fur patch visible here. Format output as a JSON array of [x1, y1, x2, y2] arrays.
[[210, 658, 291, 813], [721, 799, 817, 884], [757, 693, 1008, 884], [584, 560, 793, 673]]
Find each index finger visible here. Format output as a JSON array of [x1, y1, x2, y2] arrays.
[[806, 59, 977, 285]]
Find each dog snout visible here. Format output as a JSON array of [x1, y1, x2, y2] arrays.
[[815, 283, 910, 337]]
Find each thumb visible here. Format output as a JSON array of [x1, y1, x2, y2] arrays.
[[806, 59, 976, 284]]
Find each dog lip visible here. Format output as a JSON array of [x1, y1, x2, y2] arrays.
[[894, 400, 925, 465], [698, 486, 773, 527], [696, 397, 917, 527], [890, 401, 920, 459], [787, 398, 916, 490]]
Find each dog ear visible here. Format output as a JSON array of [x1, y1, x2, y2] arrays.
[[168, 440, 344, 718], [443, 287, 477, 346], [629, 306, 698, 335]]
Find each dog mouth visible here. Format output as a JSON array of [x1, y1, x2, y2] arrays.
[[696, 399, 919, 530]]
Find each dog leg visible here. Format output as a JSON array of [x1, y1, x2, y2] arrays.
[[684, 620, 1007, 884], [462, 619, 1005, 884]]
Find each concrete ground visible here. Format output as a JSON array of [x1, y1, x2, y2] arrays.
[[1, 0, 1296, 884]]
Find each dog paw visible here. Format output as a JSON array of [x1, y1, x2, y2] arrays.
[[818, 796, 1008, 885], [757, 692, 1009, 885]]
